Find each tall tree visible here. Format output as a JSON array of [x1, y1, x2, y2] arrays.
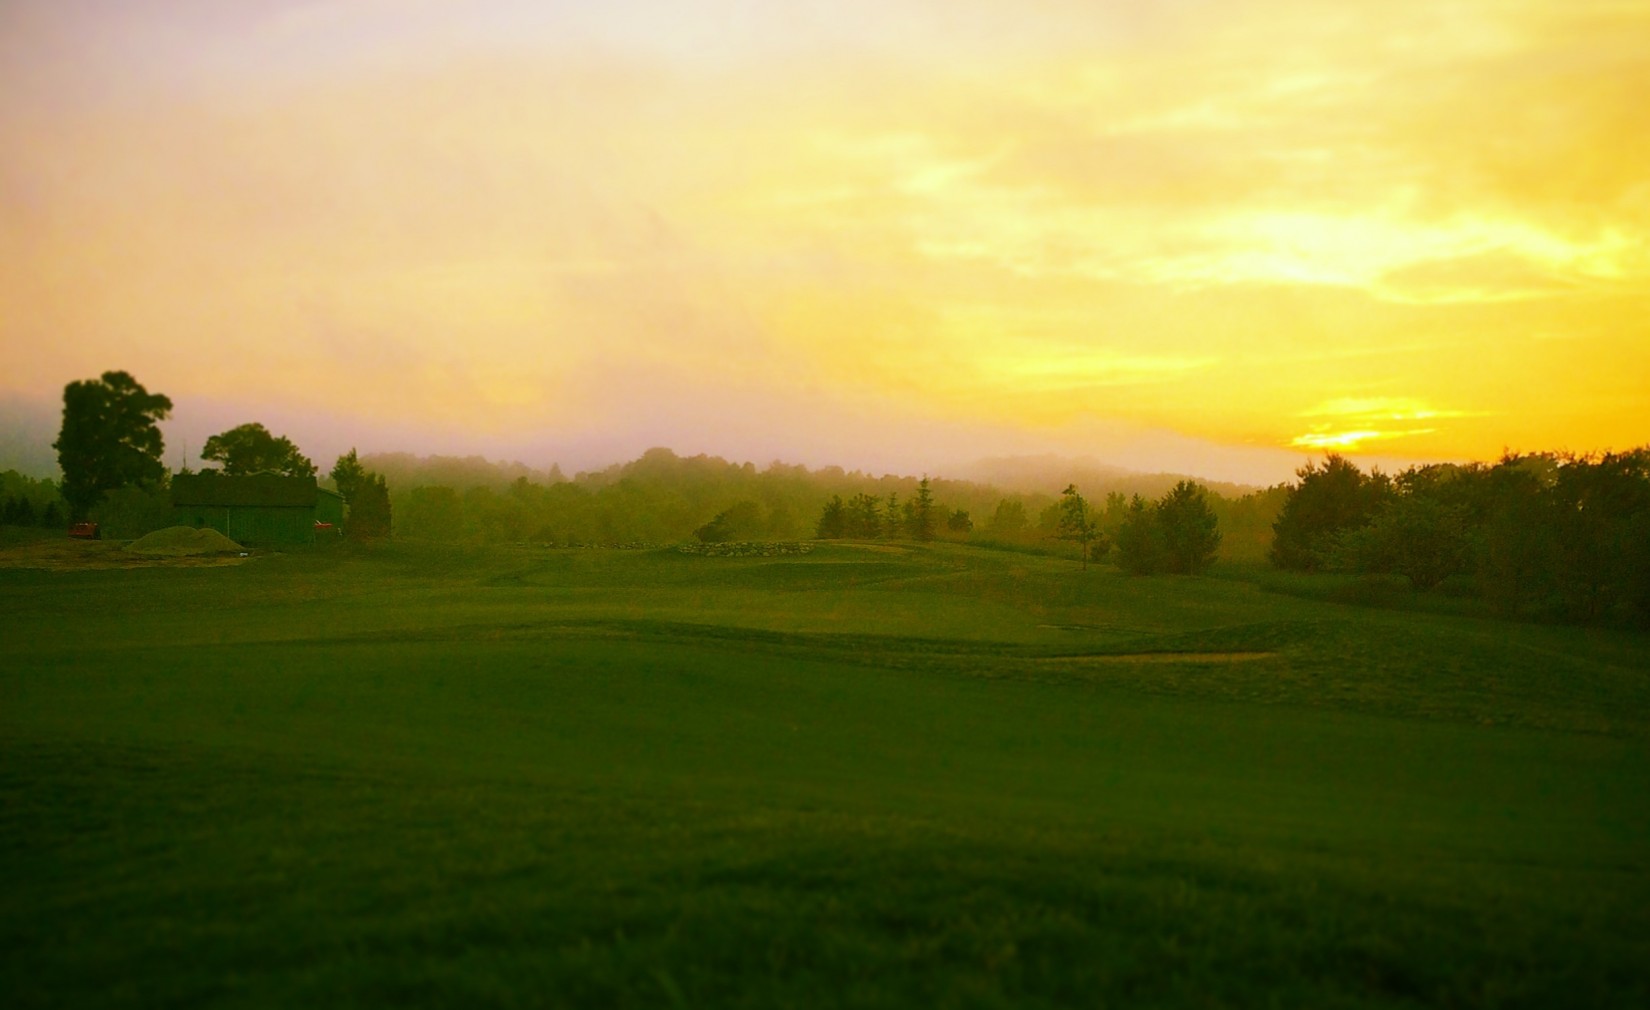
[[986, 499, 1028, 537], [883, 492, 901, 539], [911, 476, 937, 541], [1547, 451, 1650, 622], [1155, 480, 1222, 574], [53, 371, 173, 520], [1269, 454, 1390, 571], [2, 497, 35, 526], [815, 495, 848, 539], [202, 423, 316, 477], [1115, 495, 1167, 575], [347, 473, 392, 540], [846, 492, 882, 538], [1056, 484, 1102, 569], [330, 448, 367, 501]]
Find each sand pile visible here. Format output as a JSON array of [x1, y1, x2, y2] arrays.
[[126, 526, 245, 557]]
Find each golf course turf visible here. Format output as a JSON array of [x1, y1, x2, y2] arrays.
[[4, 538, 1647, 1007]]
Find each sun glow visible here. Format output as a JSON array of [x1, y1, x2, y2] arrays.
[[1290, 429, 1437, 451]]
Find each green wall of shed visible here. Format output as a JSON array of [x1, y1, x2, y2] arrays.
[[175, 505, 316, 546], [315, 491, 346, 525]]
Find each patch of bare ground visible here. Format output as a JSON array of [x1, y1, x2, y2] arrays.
[[0, 538, 249, 571]]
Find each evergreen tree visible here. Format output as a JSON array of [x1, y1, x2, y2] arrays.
[[1115, 495, 1167, 575], [348, 473, 392, 539], [331, 448, 367, 500], [883, 493, 901, 539], [1055, 484, 1102, 569], [986, 499, 1027, 537], [911, 477, 937, 541], [816, 495, 848, 539], [846, 493, 882, 538], [1155, 480, 1221, 574]]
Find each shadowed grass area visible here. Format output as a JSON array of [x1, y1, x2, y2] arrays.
[[3, 541, 1648, 1006]]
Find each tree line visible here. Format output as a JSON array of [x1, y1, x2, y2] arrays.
[[20, 369, 1648, 627], [1270, 452, 1650, 625], [1, 470, 65, 529], [812, 479, 1223, 575]]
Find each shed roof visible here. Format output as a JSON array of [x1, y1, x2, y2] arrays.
[[172, 472, 320, 508]]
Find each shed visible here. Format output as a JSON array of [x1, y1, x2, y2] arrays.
[[171, 472, 341, 546]]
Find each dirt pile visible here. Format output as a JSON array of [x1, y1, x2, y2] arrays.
[[126, 526, 245, 557]]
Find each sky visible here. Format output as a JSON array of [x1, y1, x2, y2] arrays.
[[3, 0, 1647, 485]]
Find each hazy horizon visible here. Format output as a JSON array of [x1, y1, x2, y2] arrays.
[[4, 1, 1646, 484], [2, 385, 1510, 490]]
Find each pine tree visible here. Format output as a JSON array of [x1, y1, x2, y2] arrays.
[[1115, 495, 1167, 575], [815, 495, 847, 539], [348, 473, 392, 539], [1156, 480, 1221, 574], [911, 477, 937, 541], [846, 493, 881, 538], [331, 448, 367, 500], [1056, 484, 1102, 569]]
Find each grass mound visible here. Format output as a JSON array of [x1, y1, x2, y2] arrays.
[[125, 525, 244, 557]]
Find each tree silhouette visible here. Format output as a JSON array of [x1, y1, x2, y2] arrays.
[[1115, 495, 1167, 575], [1156, 480, 1221, 574], [203, 423, 316, 478], [816, 495, 848, 539], [330, 448, 367, 500], [986, 498, 1028, 537], [846, 493, 882, 538], [53, 371, 173, 520], [348, 473, 392, 540], [1269, 454, 1390, 571], [695, 501, 764, 543], [911, 477, 937, 541], [1056, 484, 1102, 568]]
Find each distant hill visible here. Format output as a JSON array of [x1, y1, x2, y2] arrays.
[[958, 454, 1261, 500]]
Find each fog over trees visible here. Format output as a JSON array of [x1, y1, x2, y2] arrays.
[[10, 371, 1650, 627]]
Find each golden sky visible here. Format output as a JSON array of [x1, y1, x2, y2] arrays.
[[3, 0, 1647, 482]]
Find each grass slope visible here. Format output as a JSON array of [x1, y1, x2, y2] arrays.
[[3, 541, 1648, 1007]]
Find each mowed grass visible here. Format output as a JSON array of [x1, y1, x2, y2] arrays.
[[3, 541, 1648, 1007]]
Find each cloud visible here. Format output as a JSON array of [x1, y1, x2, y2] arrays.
[[3, 0, 1646, 480]]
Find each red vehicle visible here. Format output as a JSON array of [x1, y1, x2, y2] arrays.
[[68, 522, 100, 540]]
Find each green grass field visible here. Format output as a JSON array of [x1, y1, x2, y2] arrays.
[[4, 540, 1648, 1007]]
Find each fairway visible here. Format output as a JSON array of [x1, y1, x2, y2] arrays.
[[4, 541, 1648, 1007]]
